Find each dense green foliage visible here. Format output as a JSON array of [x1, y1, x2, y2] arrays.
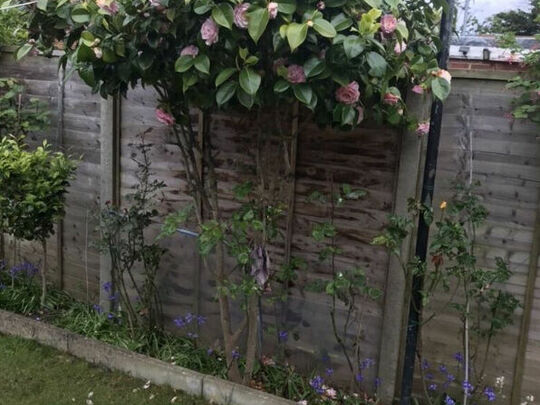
[[23, 0, 450, 127], [0, 1, 28, 46]]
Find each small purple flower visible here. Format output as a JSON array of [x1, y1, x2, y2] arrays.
[[232, 349, 240, 360], [185, 313, 194, 324], [421, 359, 430, 370], [325, 368, 334, 376], [445, 396, 455, 405], [93, 304, 103, 314], [447, 373, 456, 382], [102, 281, 113, 293], [439, 364, 447, 373], [309, 375, 325, 394], [454, 352, 464, 363], [484, 386, 496, 402], [278, 330, 288, 342], [374, 377, 381, 388], [207, 348, 214, 356], [462, 380, 473, 397], [107, 313, 115, 320], [173, 317, 186, 328], [425, 373, 434, 380], [428, 383, 437, 391], [355, 373, 363, 382], [197, 315, 207, 325], [108, 292, 119, 302], [360, 358, 375, 370]]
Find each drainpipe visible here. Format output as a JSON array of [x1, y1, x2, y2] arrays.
[[399, 1, 455, 404]]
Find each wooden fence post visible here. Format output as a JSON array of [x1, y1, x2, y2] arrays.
[[55, 66, 65, 289], [99, 96, 121, 309], [511, 191, 540, 405], [377, 90, 431, 402]]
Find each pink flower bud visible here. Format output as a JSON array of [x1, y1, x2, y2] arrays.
[[156, 109, 176, 126], [394, 41, 407, 54], [316, 1, 325, 10], [96, 0, 119, 15], [383, 92, 400, 105], [201, 18, 219, 45], [180, 45, 199, 57], [287, 64, 306, 84], [335, 81, 360, 105], [267, 2, 278, 19], [234, 3, 250, 29], [416, 121, 430, 136], [380, 14, 397, 35], [412, 85, 424, 95]]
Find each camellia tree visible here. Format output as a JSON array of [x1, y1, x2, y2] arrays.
[[21, 0, 452, 384]]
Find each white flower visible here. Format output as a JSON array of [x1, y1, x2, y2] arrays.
[[171, 397, 179, 403], [86, 400, 94, 405], [527, 395, 535, 402], [143, 380, 151, 389], [149, 394, 155, 400], [297, 401, 308, 405]]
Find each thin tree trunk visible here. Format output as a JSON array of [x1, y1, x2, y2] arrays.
[[40, 239, 47, 307], [243, 294, 259, 385]]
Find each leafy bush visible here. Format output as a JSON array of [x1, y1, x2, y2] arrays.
[[0, 137, 76, 306], [0, 1, 28, 46]]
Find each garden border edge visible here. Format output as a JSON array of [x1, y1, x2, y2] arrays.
[[0, 309, 295, 405]]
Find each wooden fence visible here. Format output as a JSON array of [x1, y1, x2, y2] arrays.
[[1, 51, 538, 404]]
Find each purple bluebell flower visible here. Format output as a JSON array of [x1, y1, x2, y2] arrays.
[[173, 317, 186, 328], [374, 377, 381, 388], [102, 281, 113, 293], [484, 386, 496, 402], [462, 380, 473, 397], [325, 368, 334, 376], [93, 304, 103, 314], [9, 262, 39, 279], [439, 364, 447, 373], [207, 348, 214, 356], [309, 375, 325, 394], [454, 352, 464, 363], [107, 313, 115, 320], [447, 373, 455, 382], [185, 313, 194, 324], [278, 330, 288, 342], [445, 395, 455, 405], [425, 373, 434, 380], [428, 383, 437, 391], [197, 315, 206, 325], [360, 358, 375, 370], [421, 359, 430, 370], [231, 349, 240, 360], [355, 373, 363, 382], [108, 292, 119, 302]]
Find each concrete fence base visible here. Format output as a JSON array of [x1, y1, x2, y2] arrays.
[[0, 310, 294, 405]]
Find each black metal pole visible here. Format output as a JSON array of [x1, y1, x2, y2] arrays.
[[399, 1, 455, 404]]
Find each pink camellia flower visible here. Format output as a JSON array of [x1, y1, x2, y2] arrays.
[[201, 18, 219, 45], [335, 81, 360, 105], [234, 3, 250, 29], [380, 14, 398, 35], [267, 2, 278, 19], [96, 0, 119, 14], [316, 0, 325, 9], [383, 92, 400, 105], [394, 41, 407, 54], [412, 84, 424, 94], [149, 0, 165, 10], [356, 106, 364, 124], [416, 121, 430, 136], [434, 69, 452, 83], [287, 64, 306, 84], [180, 45, 199, 57], [156, 109, 175, 126]]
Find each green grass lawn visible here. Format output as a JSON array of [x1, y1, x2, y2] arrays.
[[0, 334, 210, 405]]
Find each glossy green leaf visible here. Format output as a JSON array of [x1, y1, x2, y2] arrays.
[[286, 23, 308, 51], [248, 8, 269, 43], [239, 68, 261, 96], [212, 3, 234, 29], [216, 81, 238, 105], [215, 68, 237, 87], [343, 36, 364, 59], [175, 55, 195, 72], [312, 18, 337, 38], [293, 84, 313, 105], [431, 77, 451, 101], [303, 57, 325, 78], [273, 79, 289, 93], [15, 44, 33, 61], [194, 54, 210, 74], [366, 51, 387, 77]]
